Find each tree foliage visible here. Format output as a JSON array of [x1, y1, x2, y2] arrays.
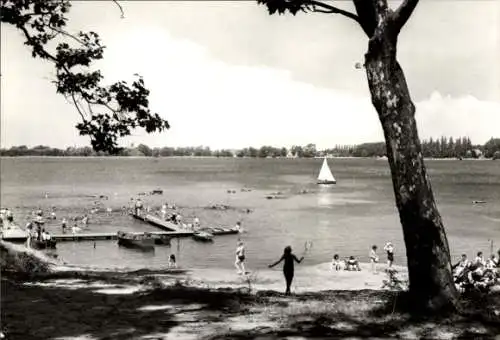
[[0, 0, 169, 154], [2, 136, 493, 159], [483, 138, 500, 159]]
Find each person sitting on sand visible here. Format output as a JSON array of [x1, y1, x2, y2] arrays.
[[383, 242, 395, 268], [452, 254, 470, 277], [369, 245, 379, 273], [345, 256, 362, 271], [269, 246, 304, 295], [475, 270, 498, 291], [331, 254, 342, 271], [494, 250, 500, 268], [485, 255, 497, 270], [235, 241, 246, 275], [467, 261, 486, 283], [474, 251, 485, 266], [168, 254, 177, 268]]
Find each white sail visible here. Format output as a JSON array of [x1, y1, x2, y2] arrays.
[[317, 157, 336, 184]]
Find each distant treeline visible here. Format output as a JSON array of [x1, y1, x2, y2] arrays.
[[1, 137, 500, 159]]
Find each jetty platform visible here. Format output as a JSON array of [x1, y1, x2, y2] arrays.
[[2, 213, 239, 243], [50, 230, 194, 242], [131, 213, 239, 236], [131, 213, 180, 231]]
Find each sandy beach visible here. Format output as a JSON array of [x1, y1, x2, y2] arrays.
[[2, 241, 499, 340]]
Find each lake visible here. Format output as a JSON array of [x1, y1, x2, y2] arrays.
[[1, 157, 499, 272]]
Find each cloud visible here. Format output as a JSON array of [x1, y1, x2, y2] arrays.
[[101, 28, 381, 149], [415, 92, 500, 144], [107, 30, 498, 149]]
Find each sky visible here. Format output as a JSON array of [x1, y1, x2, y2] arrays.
[[1, 0, 499, 149]]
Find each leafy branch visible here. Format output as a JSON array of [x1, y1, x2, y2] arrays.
[[257, 0, 359, 24], [0, 0, 169, 153]]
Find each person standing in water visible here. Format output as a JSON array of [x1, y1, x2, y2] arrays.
[[268, 246, 304, 295], [234, 221, 243, 233], [168, 254, 177, 268], [61, 218, 67, 233], [235, 240, 246, 275]]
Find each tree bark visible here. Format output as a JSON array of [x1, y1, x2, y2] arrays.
[[364, 23, 460, 312]]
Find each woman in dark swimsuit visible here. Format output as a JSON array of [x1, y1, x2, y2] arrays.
[[268, 246, 304, 295], [384, 242, 394, 268]]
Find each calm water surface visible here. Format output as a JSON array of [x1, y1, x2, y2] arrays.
[[1, 157, 499, 271]]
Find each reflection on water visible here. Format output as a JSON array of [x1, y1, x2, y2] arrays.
[[1, 157, 499, 271], [317, 187, 333, 207]]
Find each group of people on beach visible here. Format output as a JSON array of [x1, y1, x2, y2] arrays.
[[232, 240, 396, 295], [234, 240, 305, 295], [331, 242, 395, 273], [452, 250, 500, 291]]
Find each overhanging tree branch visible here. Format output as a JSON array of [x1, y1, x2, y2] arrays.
[[306, 0, 359, 24], [393, 0, 419, 32], [3, 0, 169, 153], [112, 0, 125, 19], [257, 0, 360, 26]]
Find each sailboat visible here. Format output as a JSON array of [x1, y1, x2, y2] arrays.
[[317, 157, 336, 185]]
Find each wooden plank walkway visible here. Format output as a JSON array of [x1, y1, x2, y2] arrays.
[[24, 213, 239, 242], [51, 230, 194, 242], [131, 213, 181, 232]]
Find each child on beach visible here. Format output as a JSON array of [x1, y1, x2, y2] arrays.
[[269, 246, 304, 295], [331, 254, 342, 271], [383, 242, 394, 268], [235, 241, 246, 275], [370, 245, 379, 273], [345, 256, 362, 271]]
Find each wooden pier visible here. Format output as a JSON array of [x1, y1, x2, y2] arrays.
[[50, 230, 195, 242], [131, 213, 239, 236], [131, 213, 180, 231], [1, 213, 240, 243]]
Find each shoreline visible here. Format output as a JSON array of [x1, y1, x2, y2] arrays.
[[2, 239, 409, 294], [2, 241, 500, 339], [0, 155, 496, 160]]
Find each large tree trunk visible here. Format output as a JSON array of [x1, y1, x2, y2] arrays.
[[364, 27, 459, 312]]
